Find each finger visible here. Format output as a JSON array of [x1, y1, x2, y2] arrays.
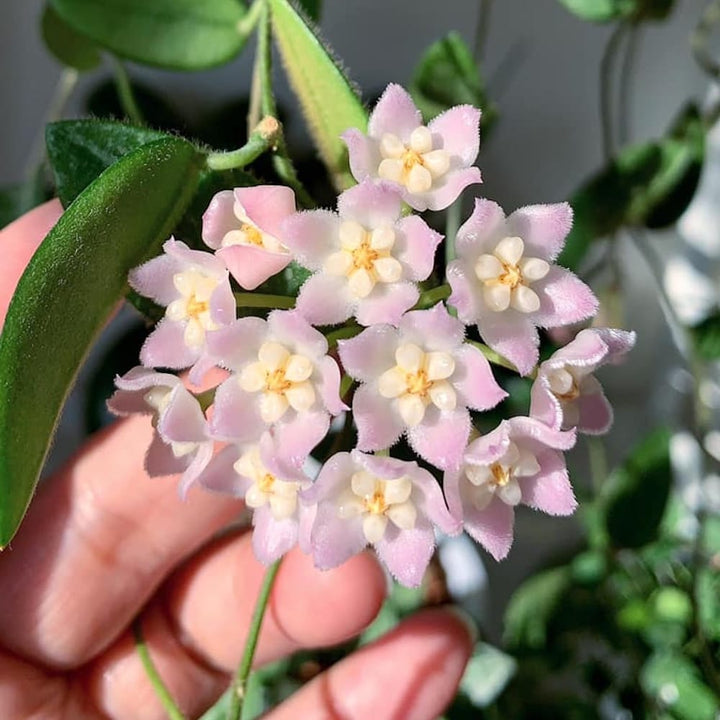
[[0, 199, 62, 328], [84, 542, 386, 720], [265, 607, 473, 720], [0, 414, 244, 669]]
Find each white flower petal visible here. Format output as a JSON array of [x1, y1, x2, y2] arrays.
[[425, 351, 455, 381], [383, 476, 412, 504], [378, 158, 404, 184], [239, 362, 267, 392], [396, 343, 424, 373], [351, 470, 377, 497], [269, 492, 297, 520], [378, 367, 408, 398], [409, 126, 433, 154], [429, 381, 456, 411], [494, 236, 524, 265], [363, 513, 388, 543], [510, 285, 540, 313], [259, 341, 290, 371], [398, 394, 427, 426], [245, 484, 268, 508], [498, 479, 522, 506], [260, 392, 289, 423], [483, 283, 511, 312], [520, 257, 550, 281], [387, 501, 417, 530], [514, 449, 540, 478], [407, 164, 432, 194], [373, 256, 403, 283], [348, 268, 375, 298], [284, 354, 313, 382], [380, 133, 405, 159], [422, 149, 450, 178], [337, 490, 364, 518], [339, 220, 366, 250], [285, 381, 316, 412], [475, 254, 504, 281], [370, 226, 395, 251]]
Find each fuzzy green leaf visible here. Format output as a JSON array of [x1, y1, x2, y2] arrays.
[[0, 137, 201, 547], [50, 0, 248, 70], [268, 0, 367, 189], [459, 643, 517, 707], [41, 3, 101, 71]]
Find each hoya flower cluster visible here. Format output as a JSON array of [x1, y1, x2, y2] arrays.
[[109, 84, 635, 587]]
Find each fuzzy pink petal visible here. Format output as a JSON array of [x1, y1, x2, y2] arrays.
[[447, 262, 480, 323], [455, 198, 508, 259], [337, 325, 398, 382], [128, 254, 180, 305], [342, 129, 380, 183], [353, 384, 404, 451], [158, 387, 207, 444], [577, 392, 613, 434], [521, 449, 577, 516], [216, 245, 290, 291], [235, 185, 296, 239], [337, 179, 403, 228], [295, 274, 353, 326], [508, 416, 577, 452], [355, 282, 418, 327], [464, 422, 513, 466], [206, 317, 267, 371], [197, 445, 245, 496], [164, 238, 227, 278], [202, 190, 236, 249], [453, 344, 507, 411], [210, 378, 264, 443], [368, 83, 422, 141], [375, 523, 436, 587], [311, 502, 368, 570], [267, 310, 328, 360], [596, 327, 637, 360], [108, 368, 179, 416], [406, 464, 461, 535], [394, 215, 443, 281], [404, 166, 482, 213], [534, 267, 599, 328], [252, 507, 299, 565], [428, 105, 481, 166], [297, 502, 317, 556], [178, 442, 214, 497], [140, 320, 199, 370], [505, 203, 573, 262], [399, 303, 465, 351], [305, 452, 356, 504], [551, 328, 612, 367], [145, 432, 186, 477], [464, 498, 515, 561], [267, 413, 330, 474], [529, 378, 564, 430], [318, 355, 348, 415], [281, 210, 341, 271], [442, 467, 465, 523], [209, 278, 237, 326], [187, 354, 218, 388], [407, 408, 471, 470], [476, 311, 538, 377]]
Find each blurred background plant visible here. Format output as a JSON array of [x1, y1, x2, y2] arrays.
[[2, 0, 720, 717]]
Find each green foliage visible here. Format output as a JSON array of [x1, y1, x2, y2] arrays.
[[557, 0, 676, 22], [268, 0, 368, 190], [297, 0, 322, 22], [559, 106, 705, 270], [603, 427, 672, 548], [41, 3, 101, 71], [0, 176, 50, 230], [458, 642, 517, 708], [50, 0, 249, 70], [690, 312, 720, 361], [410, 32, 497, 135], [0, 137, 201, 546]]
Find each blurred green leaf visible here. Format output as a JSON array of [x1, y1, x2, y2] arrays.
[[410, 32, 497, 135], [603, 427, 672, 549], [459, 642, 517, 707], [651, 586, 692, 625], [297, 0, 322, 22], [697, 567, 720, 642], [0, 176, 50, 230], [571, 549, 608, 585], [41, 3, 101, 71], [50, 0, 248, 70], [504, 566, 571, 648], [556, 0, 637, 22], [0, 137, 201, 547], [268, 0, 368, 189], [641, 653, 719, 720], [691, 312, 720, 361]]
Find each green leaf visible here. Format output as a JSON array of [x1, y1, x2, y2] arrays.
[[557, 0, 637, 22], [410, 32, 497, 135], [0, 137, 201, 547], [504, 566, 571, 648], [297, 0, 322, 21], [459, 642, 517, 707], [603, 427, 672, 549], [691, 312, 720, 361], [268, 0, 368, 189], [50, 0, 248, 71], [46, 119, 171, 207], [641, 653, 719, 720], [697, 567, 720, 642], [41, 3, 101, 71]]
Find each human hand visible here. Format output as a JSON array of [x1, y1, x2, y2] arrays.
[[0, 201, 473, 719]]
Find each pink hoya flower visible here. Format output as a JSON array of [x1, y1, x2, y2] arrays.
[[207, 310, 346, 462], [444, 417, 577, 561], [129, 238, 236, 384], [338, 303, 506, 469], [342, 84, 482, 212], [283, 179, 442, 326], [530, 327, 636, 434], [202, 185, 295, 290], [107, 367, 213, 495], [198, 432, 314, 564], [447, 200, 598, 376], [305, 450, 459, 587]]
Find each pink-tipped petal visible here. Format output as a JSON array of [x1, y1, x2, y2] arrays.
[[407, 465, 461, 535], [210, 378, 264, 443], [337, 325, 397, 382], [529, 378, 564, 430], [428, 104, 481, 166], [268, 310, 328, 360], [140, 320, 199, 370], [399, 303, 465, 351], [394, 215, 443, 281], [164, 238, 226, 277], [407, 408, 471, 470], [128, 254, 180, 305], [217, 245, 290, 291], [202, 190, 236, 249], [282, 210, 341, 271], [337, 179, 404, 229], [209, 278, 237, 326], [453, 345, 507, 411], [446, 262, 480, 323], [234, 185, 296, 239], [404, 166, 482, 213], [145, 432, 186, 477], [206, 317, 267, 371], [375, 523, 436, 587], [534, 267, 599, 328], [178, 442, 214, 498], [311, 502, 367, 570], [577, 391, 614, 435], [342, 129, 380, 183], [464, 498, 515, 561], [353, 384, 404, 451], [252, 507, 299, 565], [368, 83, 422, 141], [521, 449, 577, 516], [269, 413, 330, 473], [295, 273, 353, 326], [318, 356, 348, 415], [197, 445, 245, 496], [455, 198, 507, 258], [108, 368, 179, 416], [476, 311, 538, 376], [508, 416, 577, 452], [355, 282, 418, 327], [158, 387, 207, 444], [505, 203, 573, 262]]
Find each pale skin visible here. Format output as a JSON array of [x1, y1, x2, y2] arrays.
[[0, 201, 473, 720]]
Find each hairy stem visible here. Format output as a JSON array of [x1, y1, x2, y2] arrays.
[[110, 56, 143, 125], [207, 117, 280, 171], [599, 23, 628, 160]]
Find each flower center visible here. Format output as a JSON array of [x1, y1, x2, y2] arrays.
[[165, 269, 221, 348], [378, 343, 457, 426], [185, 294, 209, 320], [474, 236, 550, 314], [547, 366, 581, 401], [377, 126, 450, 194], [490, 463, 510, 487], [337, 471, 417, 543], [238, 341, 316, 423], [240, 222, 264, 246], [324, 221, 402, 299], [221, 201, 287, 254]]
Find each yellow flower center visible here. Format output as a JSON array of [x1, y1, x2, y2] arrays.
[[364, 488, 389, 515], [490, 463, 510, 487], [352, 241, 380, 271], [405, 369, 432, 397], [241, 222, 264, 246], [185, 294, 209, 320]]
